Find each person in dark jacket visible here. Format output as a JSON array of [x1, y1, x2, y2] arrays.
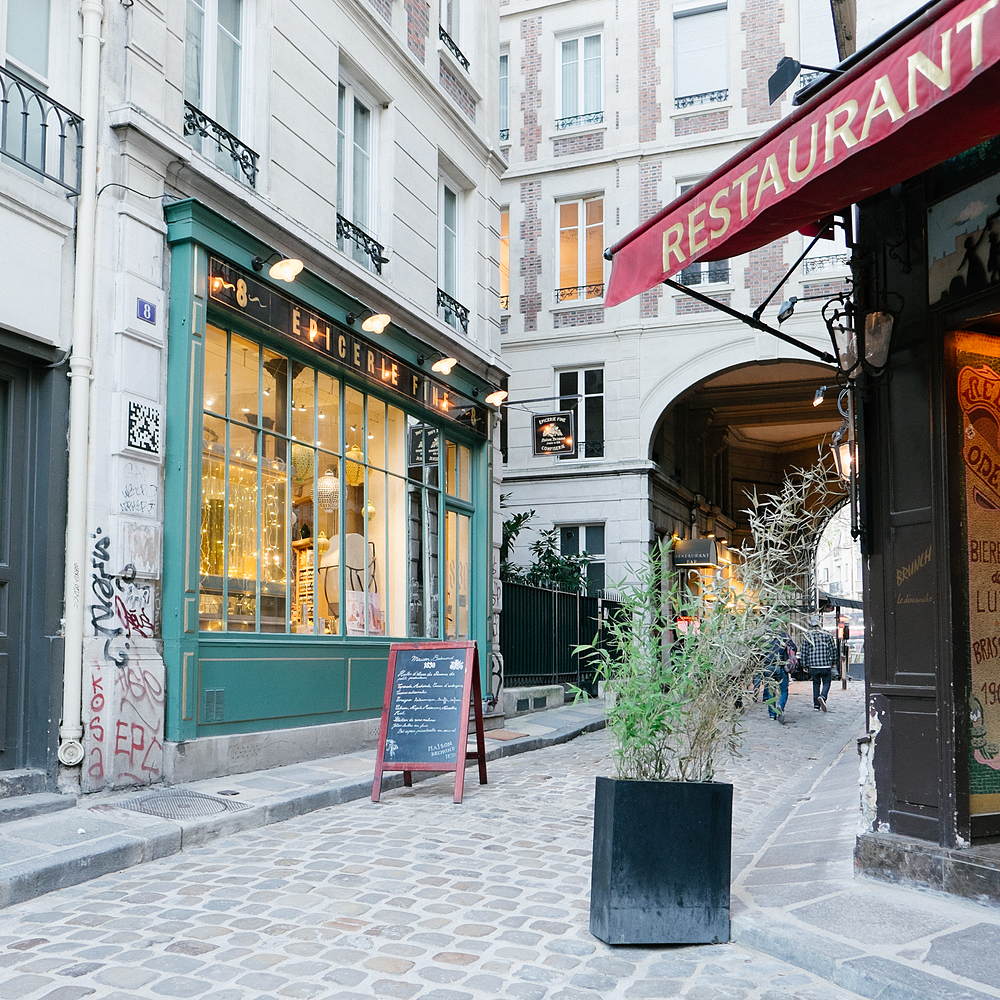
[[800, 615, 837, 711]]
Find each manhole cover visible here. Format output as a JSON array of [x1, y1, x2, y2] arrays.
[[118, 789, 250, 820]]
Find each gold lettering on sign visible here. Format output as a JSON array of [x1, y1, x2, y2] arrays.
[[688, 204, 709, 254], [957, 0, 999, 71], [753, 154, 786, 211], [733, 166, 759, 220], [824, 100, 860, 162], [896, 546, 932, 586], [708, 187, 730, 239], [908, 30, 952, 110], [787, 123, 819, 183], [662, 223, 686, 269], [292, 308, 301, 337], [860, 76, 905, 141]]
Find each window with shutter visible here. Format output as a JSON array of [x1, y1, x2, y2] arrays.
[[674, 5, 728, 108]]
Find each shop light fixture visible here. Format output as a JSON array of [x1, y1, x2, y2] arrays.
[[251, 251, 304, 282], [822, 290, 902, 379], [485, 388, 508, 407], [813, 385, 827, 407], [345, 309, 392, 334], [433, 356, 457, 375], [777, 296, 797, 324]]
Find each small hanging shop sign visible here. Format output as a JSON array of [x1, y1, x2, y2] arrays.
[[532, 411, 576, 456], [208, 258, 489, 437], [673, 538, 720, 567]]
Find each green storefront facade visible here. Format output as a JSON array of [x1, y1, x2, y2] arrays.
[[161, 201, 494, 770]]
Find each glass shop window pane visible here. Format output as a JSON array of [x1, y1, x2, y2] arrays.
[[229, 334, 259, 423], [458, 445, 471, 502], [317, 372, 340, 453], [445, 510, 457, 639], [260, 433, 287, 632], [407, 483, 426, 637], [364, 468, 387, 636], [458, 513, 470, 639], [387, 405, 407, 478], [226, 421, 258, 631], [387, 473, 406, 636], [200, 412, 227, 630], [291, 364, 316, 445], [315, 454, 341, 633], [262, 349, 287, 436], [204, 325, 227, 414], [445, 440, 457, 497], [367, 397, 386, 469]]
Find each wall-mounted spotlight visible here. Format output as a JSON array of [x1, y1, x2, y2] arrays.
[[777, 296, 797, 324], [346, 309, 392, 334], [430, 354, 457, 375], [813, 385, 828, 407], [484, 388, 508, 407], [252, 251, 304, 282]]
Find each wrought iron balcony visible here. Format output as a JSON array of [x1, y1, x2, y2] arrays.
[[183, 101, 258, 188], [802, 254, 851, 274], [674, 89, 729, 110], [499, 127, 509, 142], [554, 111, 604, 131], [556, 283, 604, 303], [437, 288, 470, 334], [336, 214, 388, 275], [439, 25, 470, 70], [0, 66, 82, 193], [678, 266, 730, 286], [499, 294, 509, 310]]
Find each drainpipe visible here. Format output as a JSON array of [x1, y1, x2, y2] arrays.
[[58, 0, 105, 768]]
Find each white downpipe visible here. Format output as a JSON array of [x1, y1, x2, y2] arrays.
[[58, 0, 105, 767]]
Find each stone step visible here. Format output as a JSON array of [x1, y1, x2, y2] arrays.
[[0, 792, 76, 825], [0, 768, 48, 799]]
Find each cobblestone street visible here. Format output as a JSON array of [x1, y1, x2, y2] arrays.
[[0, 680, 874, 999]]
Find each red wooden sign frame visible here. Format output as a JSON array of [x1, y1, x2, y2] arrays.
[[372, 641, 488, 803]]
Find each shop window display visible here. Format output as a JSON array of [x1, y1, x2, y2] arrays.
[[199, 324, 456, 638]]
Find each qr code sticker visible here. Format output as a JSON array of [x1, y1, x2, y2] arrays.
[[127, 401, 161, 454]]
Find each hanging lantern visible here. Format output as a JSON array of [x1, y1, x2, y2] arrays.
[[291, 444, 313, 482], [317, 469, 339, 512], [366, 500, 377, 522], [345, 444, 365, 487]]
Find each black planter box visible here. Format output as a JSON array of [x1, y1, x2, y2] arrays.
[[590, 776, 733, 945]]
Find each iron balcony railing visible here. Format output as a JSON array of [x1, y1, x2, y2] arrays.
[[678, 266, 731, 286], [802, 254, 852, 274], [183, 101, 259, 188], [437, 288, 470, 334], [0, 66, 82, 193], [439, 25, 470, 70], [499, 294, 509, 310], [554, 111, 604, 130], [336, 214, 388, 275], [556, 283, 604, 303], [674, 89, 729, 110], [499, 127, 509, 141]]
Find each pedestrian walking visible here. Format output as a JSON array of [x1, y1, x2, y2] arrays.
[[800, 615, 837, 711], [763, 628, 795, 723]]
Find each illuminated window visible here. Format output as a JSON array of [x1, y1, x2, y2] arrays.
[[557, 197, 604, 302]]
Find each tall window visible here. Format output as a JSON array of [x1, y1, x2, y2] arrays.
[[185, 0, 245, 171], [439, 178, 466, 329], [559, 368, 604, 459], [674, 5, 727, 107], [442, 0, 460, 43], [677, 183, 728, 285], [499, 207, 510, 310], [499, 52, 509, 140], [558, 197, 603, 302], [4, 0, 50, 81], [337, 77, 376, 267], [560, 524, 606, 595], [559, 32, 601, 126], [799, 0, 839, 76]]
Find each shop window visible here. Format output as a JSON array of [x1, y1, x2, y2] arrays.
[[337, 75, 378, 269], [559, 367, 604, 459], [560, 523, 606, 595], [558, 197, 604, 302], [674, 5, 728, 107], [558, 31, 602, 126], [185, 0, 248, 176], [198, 325, 450, 639]]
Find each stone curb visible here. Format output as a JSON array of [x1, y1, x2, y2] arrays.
[[0, 712, 605, 912]]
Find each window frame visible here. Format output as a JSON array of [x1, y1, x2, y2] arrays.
[[672, 3, 729, 105], [556, 28, 603, 126], [559, 523, 607, 596], [337, 71, 380, 259], [184, 0, 253, 140], [499, 50, 509, 140], [2, 0, 52, 88], [438, 172, 465, 325], [556, 195, 605, 304], [558, 366, 604, 461]]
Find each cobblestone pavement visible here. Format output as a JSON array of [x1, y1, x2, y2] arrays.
[[0, 679, 869, 999]]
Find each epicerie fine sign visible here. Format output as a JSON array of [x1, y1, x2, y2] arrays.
[[532, 411, 576, 456], [208, 258, 488, 438]]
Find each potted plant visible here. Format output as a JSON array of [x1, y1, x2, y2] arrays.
[[578, 462, 843, 946]]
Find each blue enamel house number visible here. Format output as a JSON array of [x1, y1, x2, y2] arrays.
[[136, 298, 156, 325]]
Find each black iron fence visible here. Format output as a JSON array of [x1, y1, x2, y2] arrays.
[[500, 582, 623, 694]]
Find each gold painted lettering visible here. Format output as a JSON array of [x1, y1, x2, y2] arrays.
[[709, 187, 731, 238], [391, 363, 399, 386], [662, 222, 686, 269], [324, 324, 331, 349], [908, 29, 952, 110], [957, 0, 998, 71], [753, 154, 786, 211], [825, 100, 860, 162], [787, 122, 819, 183], [860, 75, 904, 141], [308, 317, 319, 342], [688, 204, 709, 254], [338, 334, 347, 359], [412, 374, 420, 395], [292, 308, 301, 336], [353, 342, 361, 366], [367, 350, 375, 375], [733, 166, 759, 219]]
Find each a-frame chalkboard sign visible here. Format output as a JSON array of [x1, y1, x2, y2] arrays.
[[372, 641, 488, 803]]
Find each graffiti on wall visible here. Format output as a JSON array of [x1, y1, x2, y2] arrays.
[[89, 527, 155, 666]]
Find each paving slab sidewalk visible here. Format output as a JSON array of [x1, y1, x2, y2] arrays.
[[730, 685, 1000, 1000], [0, 702, 605, 911]]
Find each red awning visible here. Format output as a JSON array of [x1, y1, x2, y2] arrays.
[[605, 0, 1000, 307]]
